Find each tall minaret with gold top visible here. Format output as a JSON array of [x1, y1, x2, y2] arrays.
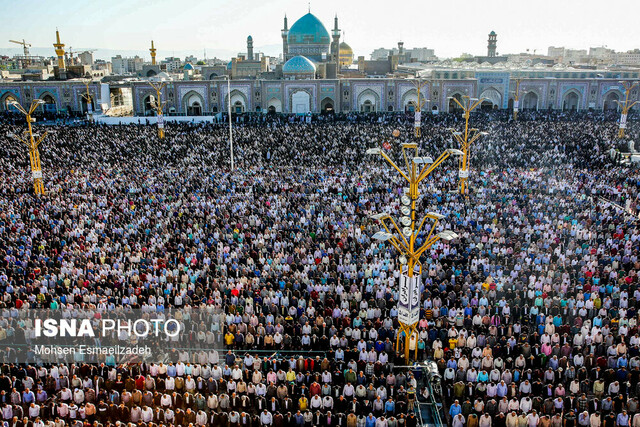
[[53, 29, 67, 80], [150, 40, 157, 65], [53, 29, 66, 70]]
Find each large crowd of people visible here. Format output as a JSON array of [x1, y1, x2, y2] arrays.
[[0, 111, 638, 427]]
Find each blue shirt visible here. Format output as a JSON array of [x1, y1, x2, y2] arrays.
[[617, 413, 629, 427], [449, 404, 462, 417]]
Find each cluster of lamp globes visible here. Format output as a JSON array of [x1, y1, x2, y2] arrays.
[[370, 194, 458, 266], [366, 131, 460, 266]]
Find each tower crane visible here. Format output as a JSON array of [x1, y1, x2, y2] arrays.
[[9, 39, 31, 56], [9, 39, 32, 67]]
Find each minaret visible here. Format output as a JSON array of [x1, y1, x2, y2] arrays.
[[150, 40, 157, 65], [53, 29, 66, 70], [281, 15, 289, 61], [488, 31, 497, 57], [398, 41, 404, 56], [331, 15, 341, 62], [247, 36, 254, 61]]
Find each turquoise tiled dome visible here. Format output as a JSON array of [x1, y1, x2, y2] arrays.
[[183, 63, 194, 70], [283, 56, 316, 74], [287, 13, 330, 45], [226, 61, 232, 70]]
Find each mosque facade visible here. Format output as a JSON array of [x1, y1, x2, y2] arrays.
[[2, 72, 638, 116], [1, 13, 639, 116]]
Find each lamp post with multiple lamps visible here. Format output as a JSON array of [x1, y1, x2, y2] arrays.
[[411, 78, 429, 138], [213, 75, 235, 171], [83, 79, 94, 122], [447, 95, 487, 196], [147, 80, 167, 139], [511, 78, 522, 121], [367, 141, 461, 363], [6, 99, 47, 195], [615, 81, 639, 138]]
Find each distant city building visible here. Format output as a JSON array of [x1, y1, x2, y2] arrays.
[[371, 48, 393, 61], [615, 50, 640, 66], [94, 59, 110, 71], [547, 46, 565, 58], [161, 57, 182, 73], [589, 46, 615, 60], [370, 46, 436, 62], [111, 55, 143, 74], [78, 51, 94, 66], [547, 47, 588, 64]]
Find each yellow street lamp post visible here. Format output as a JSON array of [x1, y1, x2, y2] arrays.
[[411, 78, 429, 138], [512, 78, 522, 121], [6, 99, 48, 195], [83, 79, 94, 122], [215, 75, 235, 171], [615, 81, 639, 138], [447, 95, 487, 196], [367, 142, 461, 363], [147, 81, 167, 139]]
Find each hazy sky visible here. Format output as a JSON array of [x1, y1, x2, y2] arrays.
[[1, 0, 639, 60]]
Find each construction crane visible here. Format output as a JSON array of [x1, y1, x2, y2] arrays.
[[9, 39, 31, 67], [9, 39, 31, 56]]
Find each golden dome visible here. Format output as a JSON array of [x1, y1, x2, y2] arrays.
[[339, 42, 353, 67]]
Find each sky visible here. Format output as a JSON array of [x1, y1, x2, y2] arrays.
[[1, 0, 639, 61]]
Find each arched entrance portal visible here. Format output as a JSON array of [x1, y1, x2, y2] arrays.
[[228, 91, 246, 113], [448, 93, 463, 113], [523, 92, 539, 110], [479, 88, 502, 111], [402, 89, 419, 113], [480, 100, 495, 111], [184, 92, 204, 116], [358, 89, 379, 113], [321, 97, 334, 114], [40, 94, 57, 113], [563, 91, 580, 111], [291, 91, 310, 114], [144, 95, 156, 116], [603, 92, 620, 112], [1, 94, 19, 112], [267, 98, 282, 113], [189, 101, 202, 116]]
